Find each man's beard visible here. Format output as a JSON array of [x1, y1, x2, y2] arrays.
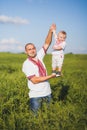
[[28, 52, 37, 58]]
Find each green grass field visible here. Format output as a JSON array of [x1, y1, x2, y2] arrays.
[[0, 52, 87, 130]]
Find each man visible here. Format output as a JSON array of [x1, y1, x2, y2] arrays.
[[22, 24, 56, 113]]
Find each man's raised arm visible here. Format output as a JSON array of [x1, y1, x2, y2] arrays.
[[44, 24, 56, 50]]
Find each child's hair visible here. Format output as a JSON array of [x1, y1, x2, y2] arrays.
[[60, 31, 67, 38]]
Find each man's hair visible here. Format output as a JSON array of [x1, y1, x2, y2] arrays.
[[25, 43, 35, 50]]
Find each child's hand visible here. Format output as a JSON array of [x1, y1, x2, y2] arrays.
[[50, 24, 56, 31]]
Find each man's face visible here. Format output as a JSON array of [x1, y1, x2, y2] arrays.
[[25, 44, 37, 58]]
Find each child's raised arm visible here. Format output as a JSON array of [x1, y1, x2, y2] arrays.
[[53, 30, 57, 40]]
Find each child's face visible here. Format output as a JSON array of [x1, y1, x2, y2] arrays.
[[57, 32, 66, 43]]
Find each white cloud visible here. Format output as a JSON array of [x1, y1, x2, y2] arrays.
[[0, 38, 21, 44], [18, 46, 24, 51], [0, 38, 24, 52], [0, 15, 29, 24]]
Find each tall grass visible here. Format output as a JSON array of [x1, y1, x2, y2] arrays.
[[0, 52, 87, 130]]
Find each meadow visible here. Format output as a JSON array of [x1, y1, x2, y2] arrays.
[[0, 52, 87, 130]]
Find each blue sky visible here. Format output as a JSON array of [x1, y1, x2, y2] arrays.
[[0, 0, 87, 54]]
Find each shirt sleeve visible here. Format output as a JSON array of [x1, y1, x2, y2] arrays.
[[61, 42, 66, 50], [22, 60, 37, 78], [37, 47, 45, 60]]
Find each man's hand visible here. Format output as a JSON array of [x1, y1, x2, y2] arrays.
[[44, 23, 56, 51]]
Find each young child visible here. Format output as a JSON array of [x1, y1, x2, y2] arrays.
[[52, 29, 67, 77]]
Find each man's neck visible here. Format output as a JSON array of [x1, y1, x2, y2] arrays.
[[29, 56, 38, 61]]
